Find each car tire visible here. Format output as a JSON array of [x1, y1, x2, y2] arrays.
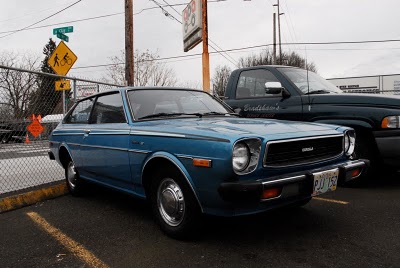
[[65, 158, 85, 196], [150, 167, 202, 240]]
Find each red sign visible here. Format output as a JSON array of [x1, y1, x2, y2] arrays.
[[27, 119, 44, 138]]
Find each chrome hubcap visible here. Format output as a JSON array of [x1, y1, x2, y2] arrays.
[[157, 178, 185, 227], [67, 161, 77, 189]]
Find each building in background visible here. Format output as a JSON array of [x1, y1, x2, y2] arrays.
[[327, 74, 400, 95]]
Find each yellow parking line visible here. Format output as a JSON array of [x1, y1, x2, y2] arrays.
[[26, 212, 109, 268], [313, 197, 349, 205]]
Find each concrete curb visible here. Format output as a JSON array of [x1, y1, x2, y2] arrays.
[[0, 183, 68, 213]]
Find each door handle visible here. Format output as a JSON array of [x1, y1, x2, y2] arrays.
[[84, 129, 91, 134]]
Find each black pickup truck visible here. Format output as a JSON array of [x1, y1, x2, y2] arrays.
[[224, 65, 400, 180]]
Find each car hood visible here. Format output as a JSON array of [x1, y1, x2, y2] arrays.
[[135, 117, 341, 142], [310, 93, 400, 109]]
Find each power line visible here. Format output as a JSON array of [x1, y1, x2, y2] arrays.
[[0, 0, 82, 39], [71, 39, 400, 70]]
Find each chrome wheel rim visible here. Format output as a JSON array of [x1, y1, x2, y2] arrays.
[[157, 178, 185, 227], [67, 161, 77, 189]]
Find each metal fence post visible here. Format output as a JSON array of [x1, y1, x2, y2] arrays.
[[73, 79, 77, 103]]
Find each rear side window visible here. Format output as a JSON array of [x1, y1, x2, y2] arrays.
[[236, 69, 279, 99], [65, 98, 94, 124], [91, 93, 126, 124]]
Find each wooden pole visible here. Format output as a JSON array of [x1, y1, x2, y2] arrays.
[[273, 13, 277, 65], [125, 0, 134, 86], [202, 0, 210, 93], [277, 0, 282, 65]]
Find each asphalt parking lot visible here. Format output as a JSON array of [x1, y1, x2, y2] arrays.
[[1, 173, 399, 268]]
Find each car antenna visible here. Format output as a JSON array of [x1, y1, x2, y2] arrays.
[[305, 46, 311, 112]]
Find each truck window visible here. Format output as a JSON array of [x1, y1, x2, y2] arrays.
[[236, 69, 279, 99]]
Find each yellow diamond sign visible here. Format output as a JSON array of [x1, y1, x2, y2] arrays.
[[48, 41, 77, 76], [55, 79, 71, 91]]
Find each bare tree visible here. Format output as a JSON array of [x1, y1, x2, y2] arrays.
[[0, 52, 39, 120], [238, 50, 317, 72], [105, 50, 177, 87], [212, 65, 231, 96]]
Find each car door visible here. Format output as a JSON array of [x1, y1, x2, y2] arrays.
[[226, 68, 303, 121], [60, 97, 95, 169], [79, 92, 132, 190]]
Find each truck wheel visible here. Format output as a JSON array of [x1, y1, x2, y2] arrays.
[[150, 167, 201, 240], [65, 158, 85, 196]]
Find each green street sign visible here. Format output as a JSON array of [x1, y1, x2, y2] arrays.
[[56, 32, 69, 42], [53, 26, 73, 35]]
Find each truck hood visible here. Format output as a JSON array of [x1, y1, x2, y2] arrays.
[[135, 117, 341, 142], [310, 93, 400, 109]]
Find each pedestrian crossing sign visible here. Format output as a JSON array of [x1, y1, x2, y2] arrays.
[[48, 41, 77, 76]]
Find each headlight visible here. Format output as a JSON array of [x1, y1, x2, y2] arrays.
[[232, 139, 261, 174], [344, 131, 355, 156], [232, 143, 250, 172], [381, 116, 400, 128]]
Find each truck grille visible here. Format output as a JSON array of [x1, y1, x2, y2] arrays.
[[263, 135, 344, 167]]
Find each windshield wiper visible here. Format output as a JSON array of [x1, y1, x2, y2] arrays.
[[138, 112, 202, 120], [200, 111, 239, 117], [305, 89, 331, 95]]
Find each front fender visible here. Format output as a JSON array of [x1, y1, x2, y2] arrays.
[[314, 119, 373, 129], [141, 151, 203, 212]]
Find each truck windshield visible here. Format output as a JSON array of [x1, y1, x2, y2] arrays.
[[278, 68, 342, 94]]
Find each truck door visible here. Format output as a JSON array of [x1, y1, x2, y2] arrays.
[[226, 68, 303, 121]]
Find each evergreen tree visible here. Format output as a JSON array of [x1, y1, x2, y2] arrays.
[[29, 38, 63, 116]]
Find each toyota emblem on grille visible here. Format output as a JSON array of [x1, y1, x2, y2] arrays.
[[302, 147, 314, 152]]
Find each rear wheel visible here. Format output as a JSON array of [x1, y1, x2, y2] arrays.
[[149, 167, 201, 240], [65, 158, 84, 196]]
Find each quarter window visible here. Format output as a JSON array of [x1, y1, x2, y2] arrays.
[[91, 93, 126, 124], [65, 98, 94, 124], [236, 69, 279, 99]]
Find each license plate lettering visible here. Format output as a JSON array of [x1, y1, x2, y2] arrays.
[[312, 169, 339, 196]]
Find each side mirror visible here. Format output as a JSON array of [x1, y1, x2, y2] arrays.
[[264, 82, 284, 94]]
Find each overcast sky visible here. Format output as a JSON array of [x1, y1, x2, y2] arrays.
[[1, 0, 400, 85]]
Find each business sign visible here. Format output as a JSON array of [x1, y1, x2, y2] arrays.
[[182, 0, 202, 52], [47, 41, 78, 76]]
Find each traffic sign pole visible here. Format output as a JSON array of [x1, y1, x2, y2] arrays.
[[202, 0, 210, 93]]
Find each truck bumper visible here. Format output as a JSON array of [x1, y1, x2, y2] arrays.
[[373, 130, 400, 168], [218, 159, 369, 203]]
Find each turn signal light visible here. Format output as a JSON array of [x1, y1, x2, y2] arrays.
[[193, 158, 212, 168], [261, 187, 282, 200], [351, 168, 361, 178]]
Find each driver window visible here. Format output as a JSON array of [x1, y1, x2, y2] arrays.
[[236, 69, 279, 99]]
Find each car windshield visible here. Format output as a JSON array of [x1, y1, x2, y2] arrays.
[[278, 68, 342, 94], [127, 89, 232, 120]]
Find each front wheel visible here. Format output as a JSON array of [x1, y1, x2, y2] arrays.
[[150, 168, 201, 239], [65, 159, 85, 196]]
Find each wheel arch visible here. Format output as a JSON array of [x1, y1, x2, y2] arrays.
[[58, 144, 73, 168], [141, 152, 203, 213]]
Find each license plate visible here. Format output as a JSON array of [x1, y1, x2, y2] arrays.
[[312, 168, 339, 196]]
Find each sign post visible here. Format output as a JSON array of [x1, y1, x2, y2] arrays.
[[182, 0, 210, 92]]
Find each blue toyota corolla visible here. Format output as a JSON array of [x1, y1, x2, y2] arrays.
[[49, 88, 368, 238]]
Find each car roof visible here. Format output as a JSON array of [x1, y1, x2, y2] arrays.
[[77, 87, 208, 102]]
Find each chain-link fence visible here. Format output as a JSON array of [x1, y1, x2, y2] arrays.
[[0, 64, 122, 195]]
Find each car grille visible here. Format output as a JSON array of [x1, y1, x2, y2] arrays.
[[264, 135, 344, 167]]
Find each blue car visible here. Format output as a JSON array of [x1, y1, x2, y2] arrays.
[[49, 88, 368, 238]]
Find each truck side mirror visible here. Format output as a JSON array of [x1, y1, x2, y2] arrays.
[[264, 82, 284, 94]]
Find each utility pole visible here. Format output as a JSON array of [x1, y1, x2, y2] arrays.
[[273, 0, 283, 65], [202, 0, 210, 93], [125, 0, 134, 86], [273, 13, 277, 65]]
